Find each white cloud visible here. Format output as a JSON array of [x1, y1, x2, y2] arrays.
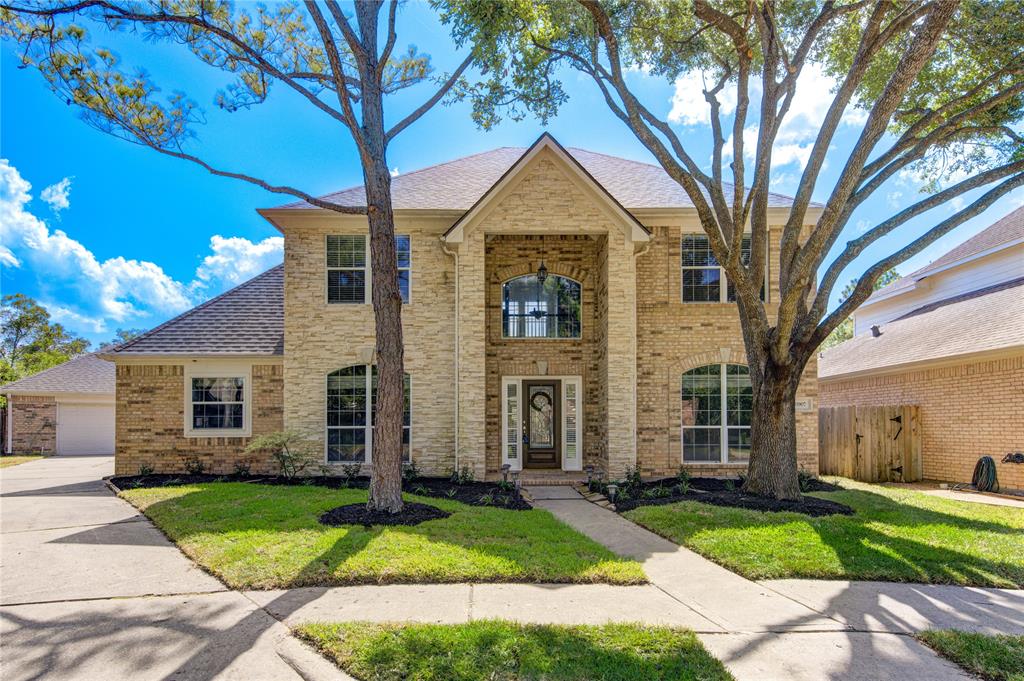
[[668, 70, 737, 126], [195, 234, 283, 288], [40, 177, 72, 213], [886, 191, 903, 208], [390, 167, 400, 177], [0, 159, 283, 335]]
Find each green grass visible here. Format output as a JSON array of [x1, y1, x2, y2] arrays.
[[0, 455, 45, 468], [918, 630, 1024, 681], [295, 621, 733, 681], [120, 482, 645, 588], [623, 479, 1024, 587]]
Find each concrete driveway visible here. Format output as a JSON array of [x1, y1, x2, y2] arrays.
[[0, 456, 343, 681]]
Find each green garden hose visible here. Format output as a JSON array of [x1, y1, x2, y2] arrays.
[[971, 456, 999, 493]]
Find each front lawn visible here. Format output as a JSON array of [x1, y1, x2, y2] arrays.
[[918, 630, 1024, 681], [120, 482, 645, 588], [623, 479, 1024, 587], [0, 455, 45, 468], [296, 621, 733, 681]]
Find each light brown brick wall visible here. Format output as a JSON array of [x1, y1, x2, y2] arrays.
[[820, 354, 1024, 491], [634, 224, 819, 478], [114, 363, 283, 475], [9, 395, 56, 454], [283, 216, 457, 476]]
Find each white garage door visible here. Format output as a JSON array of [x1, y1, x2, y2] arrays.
[[57, 403, 115, 455]]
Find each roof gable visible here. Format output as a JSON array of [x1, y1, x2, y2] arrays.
[[443, 133, 650, 244]]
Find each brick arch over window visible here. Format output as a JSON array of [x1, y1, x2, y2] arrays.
[[490, 261, 590, 286], [673, 347, 749, 377]]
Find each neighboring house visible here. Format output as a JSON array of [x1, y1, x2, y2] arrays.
[[3, 353, 116, 456], [101, 133, 822, 480], [820, 206, 1024, 491]]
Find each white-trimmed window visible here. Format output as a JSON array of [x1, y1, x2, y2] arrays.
[[501, 274, 581, 338], [681, 235, 764, 302], [326, 365, 410, 463], [681, 364, 751, 464], [184, 364, 251, 437], [327, 235, 411, 304]]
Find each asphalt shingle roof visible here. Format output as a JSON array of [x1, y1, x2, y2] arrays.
[[109, 265, 284, 355], [2, 353, 114, 395], [273, 146, 803, 211], [820, 277, 1024, 379], [866, 205, 1024, 302]]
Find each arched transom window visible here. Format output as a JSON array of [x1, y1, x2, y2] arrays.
[[502, 274, 582, 339], [327, 365, 410, 463], [681, 364, 752, 464]]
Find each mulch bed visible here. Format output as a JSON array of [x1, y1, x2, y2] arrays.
[[609, 477, 854, 517], [107, 473, 531, 510], [319, 502, 451, 527]]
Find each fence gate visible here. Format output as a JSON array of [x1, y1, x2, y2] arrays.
[[818, 405, 922, 483]]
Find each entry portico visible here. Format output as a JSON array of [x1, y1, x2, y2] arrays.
[[442, 134, 650, 477]]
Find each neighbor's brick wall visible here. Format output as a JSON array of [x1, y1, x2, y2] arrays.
[[283, 215, 457, 476], [820, 354, 1024, 491], [9, 395, 56, 455], [114, 363, 283, 475], [634, 224, 819, 478]]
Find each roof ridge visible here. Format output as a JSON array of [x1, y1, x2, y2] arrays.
[[895, 275, 1024, 322], [1, 351, 108, 392], [111, 264, 284, 353], [278, 147, 525, 209]]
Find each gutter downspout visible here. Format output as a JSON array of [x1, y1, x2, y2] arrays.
[[5, 393, 12, 455], [440, 237, 459, 473]]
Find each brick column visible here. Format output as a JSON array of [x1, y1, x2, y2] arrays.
[[604, 232, 638, 477], [456, 232, 487, 478]]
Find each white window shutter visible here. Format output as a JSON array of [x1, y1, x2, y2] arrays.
[[562, 377, 582, 471], [502, 378, 521, 470]]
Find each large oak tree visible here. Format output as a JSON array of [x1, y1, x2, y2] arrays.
[[439, 0, 1024, 499], [0, 0, 542, 511]]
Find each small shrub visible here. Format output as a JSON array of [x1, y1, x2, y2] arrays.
[[798, 469, 817, 493], [183, 456, 206, 475], [233, 461, 252, 477], [675, 480, 691, 495], [676, 466, 691, 484], [477, 493, 495, 505], [451, 465, 475, 486], [496, 479, 515, 493], [623, 466, 643, 491], [245, 431, 318, 480], [137, 464, 155, 476], [724, 479, 736, 492], [402, 460, 420, 483], [445, 488, 457, 498], [340, 462, 363, 483], [413, 484, 430, 495]]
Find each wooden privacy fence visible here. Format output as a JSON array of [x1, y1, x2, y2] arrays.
[[819, 405, 922, 483]]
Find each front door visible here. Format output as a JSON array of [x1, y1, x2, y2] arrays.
[[523, 380, 560, 468]]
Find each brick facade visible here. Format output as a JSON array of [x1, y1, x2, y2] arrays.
[[820, 354, 1024, 491], [113, 147, 819, 480], [8, 395, 57, 454], [114, 363, 283, 475]]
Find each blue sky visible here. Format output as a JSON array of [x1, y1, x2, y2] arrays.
[[2, 2, 1020, 348]]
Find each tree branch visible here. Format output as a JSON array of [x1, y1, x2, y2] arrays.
[[385, 53, 472, 142]]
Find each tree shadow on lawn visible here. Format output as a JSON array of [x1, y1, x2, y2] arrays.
[[123, 482, 644, 589], [630, 486, 1024, 588]]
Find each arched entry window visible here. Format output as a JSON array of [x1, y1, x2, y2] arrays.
[[502, 274, 581, 338], [327, 365, 410, 463], [681, 364, 752, 464]]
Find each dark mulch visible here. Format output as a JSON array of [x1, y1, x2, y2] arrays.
[[319, 502, 451, 527], [107, 473, 531, 510], [608, 477, 853, 517]]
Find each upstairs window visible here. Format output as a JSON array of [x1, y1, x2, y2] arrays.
[[327, 235, 411, 304], [681, 364, 752, 464], [681, 235, 763, 303], [502, 274, 582, 339]]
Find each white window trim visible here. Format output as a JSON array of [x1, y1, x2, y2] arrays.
[[500, 375, 583, 472], [324, 365, 411, 466], [680, 234, 769, 304], [183, 362, 252, 438], [681, 364, 750, 465], [325, 234, 411, 305]]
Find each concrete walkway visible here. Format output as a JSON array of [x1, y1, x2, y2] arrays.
[[0, 456, 345, 681], [3, 459, 1020, 681]]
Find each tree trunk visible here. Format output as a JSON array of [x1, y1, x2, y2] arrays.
[[742, 365, 802, 501], [361, 89, 405, 514]]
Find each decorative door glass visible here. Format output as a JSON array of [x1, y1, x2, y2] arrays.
[[528, 385, 555, 447]]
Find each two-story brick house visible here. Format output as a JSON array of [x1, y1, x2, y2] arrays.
[[105, 134, 821, 480]]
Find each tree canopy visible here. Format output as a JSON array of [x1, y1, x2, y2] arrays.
[[1, 294, 89, 386]]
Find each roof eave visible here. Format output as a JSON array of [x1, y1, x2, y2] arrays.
[[819, 344, 1024, 382]]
